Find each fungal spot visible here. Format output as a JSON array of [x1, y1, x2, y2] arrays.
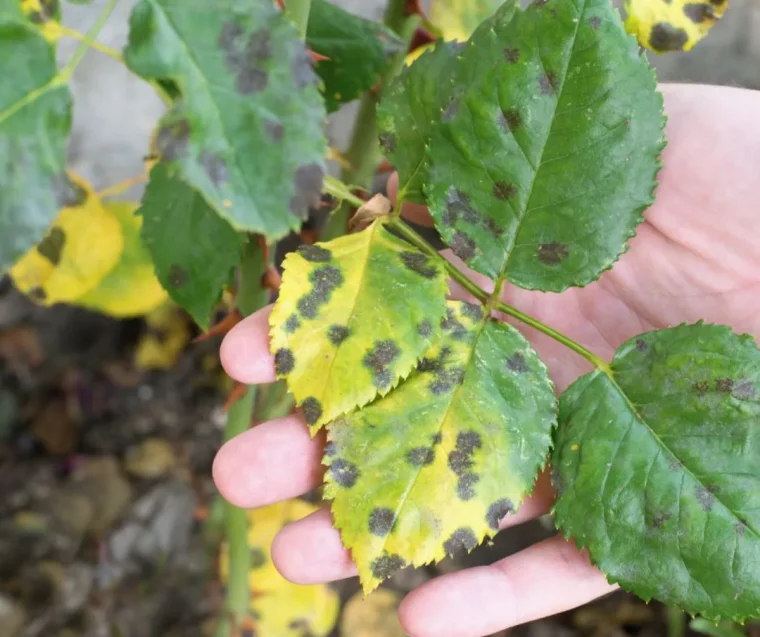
[[263, 119, 285, 142], [301, 397, 323, 426], [442, 98, 460, 122], [292, 48, 318, 89], [168, 264, 188, 288], [370, 554, 406, 580], [368, 507, 395, 536], [363, 340, 401, 389], [551, 465, 565, 495], [537, 242, 569, 265], [506, 353, 528, 373], [51, 174, 87, 208], [503, 47, 520, 63], [692, 380, 709, 395], [589, 16, 601, 29], [460, 302, 483, 321], [736, 522, 747, 538], [250, 547, 267, 569], [539, 71, 558, 95], [443, 528, 478, 556], [667, 456, 681, 471], [429, 366, 465, 395], [297, 265, 343, 319], [635, 339, 649, 353], [458, 431, 482, 453], [298, 244, 332, 262], [284, 314, 301, 333], [652, 512, 672, 529], [431, 432, 442, 445], [274, 348, 295, 376], [650, 23, 689, 51], [289, 163, 325, 219], [407, 446, 435, 466], [37, 227, 65, 265], [715, 378, 735, 393], [450, 232, 476, 262], [441, 308, 469, 341], [324, 441, 337, 456], [733, 380, 756, 399], [330, 458, 360, 487], [400, 251, 438, 279], [684, 3, 715, 22], [219, 23, 272, 94], [200, 151, 228, 187], [486, 499, 514, 530], [417, 320, 433, 338], [28, 287, 46, 301], [695, 485, 714, 512], [443, 189, 479, 226], [327, 325, 350, 345], [457, 472, 479, 500], [379, 132, 396, 154], [448, 430, 482, 500], [156, 118, 191, 161], [492, 181, 517, 201], [499, 108, 521, 133]]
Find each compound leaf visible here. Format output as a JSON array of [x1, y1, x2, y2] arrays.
[[0, 0, 72, 270], [553, 324, 760, 621], [270, 220, 448, 431], [139, 164, 244, 329], [124, 0, 327, 240], [429, 0, 502, 41], [624, 0, 728, 53], [307, 0, 403, 113], [377, 41, 459, 205], [325, 301, 556, 592], [10, 174, 123, 304], [75, 201, 167, 317], [424, 0, 665, 291]]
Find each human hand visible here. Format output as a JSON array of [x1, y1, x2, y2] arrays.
[[213, 83, 760, 637]]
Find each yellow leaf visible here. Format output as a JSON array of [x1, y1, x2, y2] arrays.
[[429, 0, 502, 42], [624, 0, 728, 53], [75, 202, 167, 317], [9, 174, 124, 305], [134, 303, 191, 370], [341, 589, 405, 637], [20, 0, 63, 42]]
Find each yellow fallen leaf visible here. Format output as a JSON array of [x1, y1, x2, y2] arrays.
[[75, 202, 167, 317], [342, 589, 405, 637], [10, 174, 124, 305], [134, 303, 191, 370]]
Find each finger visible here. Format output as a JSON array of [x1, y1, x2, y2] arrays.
[[399, 535, 617, 637], [212, 415, 324, 508], [387, 172, 434, 227], [270, 477, 554, 585], [220, 305, 275, 385]]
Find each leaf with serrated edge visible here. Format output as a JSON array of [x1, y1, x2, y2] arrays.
[[377, 41, 459, 205], [0, 0, 72, 269], [424, 0, 665, 292], [124, 0, 327, 240], [624, 0, 728, 54], [325, 301, 556, 592], [270, 220, 448, 431], [138, 164, 244, 330], [307, 0, 402, 113], [429, 0, 503, 41], [553, 323, 760, 621]]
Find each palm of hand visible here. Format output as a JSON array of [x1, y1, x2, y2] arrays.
[[213, 84, 760, 637]]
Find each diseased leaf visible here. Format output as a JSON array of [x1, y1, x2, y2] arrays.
[[424, 0, 665, 291], [0, 0, 72, 269], [134, 302, 192, 370], [429, 0, 502, 41], [75, 202, 167, 317], [306, 0, 403, 113], [624, 0, 728, 53], [124, 0, 327, 239], [138, 164, 244, 330], [377, 41, 459, 204], [325, 301, 556, 592], [20, 0, 63, 41], [270, 220, 448, 431], [10, 174, 123, 304], [553, 324, 760, 621]]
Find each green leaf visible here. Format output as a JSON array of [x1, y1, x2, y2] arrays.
[[306, 0, 403, 113], [424, 0, 665, 291], [0, 1, 72, 270], [377, 41, 459, 204], [429, 0, 502, 41], [124, 0, 327, 240], [553, 324, 760, 621], [269, 220, 448, 431], [138, 164, 244, 329], [325, 300, 557, 592]]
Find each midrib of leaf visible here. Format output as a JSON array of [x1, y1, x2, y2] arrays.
[[488, 0, 586, 296], [593, 369, 759, 541]]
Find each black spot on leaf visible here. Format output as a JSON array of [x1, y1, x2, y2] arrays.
[[460, 302, 483, 321], [506, 353, 528, 373], [250, 547, 267, 569], [327, 325, 350, 345], [693, 380, 709, 395], [330, 458, 360, 487], [263, 118, 285, 142], [379, 132, 396, 154], [652, 512, 672, 529], [284, 314, 301, 333], [486, 499, 514, 529], [737, 522, 747, 537], [650, 23, 689, 51], [289, 163, 325, 219], [443, 98, 460, 122], [301, 397, 323, 425], [503, 47, 520, 63], [441, 309, 469, 342], [443, 528, 478, 555], [156, 118, 191, 161], [370, 554, 405, 580], [733, 380, 756, 399], [448, 449, 473, 476], [695, 485, 714, 512], [407, 446, 435, 466], [297, 266, 343, 319], [499, 108, 522, 133], [363, 340, 400, 389], [200, 151, 229, 186], [450, 232, 476, 261], [539, 71, 558, 95], [492, 181, 517, 200], [457, 472, 479, 500], [589, 16, 602, 29], [368, 508, 395, 536], [684, 3, 715, 22], [274, 348, 295, 376], [417, 320, 433, 338], [716, 378, 734, 393], [219, 23, 272, 94], [298, 244, 332, 262], [429, 367, 465, 395], [443, 189, 479, 227], [292, 48, 318, 89], [457, 431, 482, 453], [635, 339, 649, 353], [168, 264, 188, 288], [324, 441, 337, 456], [400, 252, 438, 279], [37, 227, 65, 265], [537, 242, 569, 265], [29, 287, 47, 301], [431, 432, 442, 445]]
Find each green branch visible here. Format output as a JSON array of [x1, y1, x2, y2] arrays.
[[287, 0, 313, 40], [58, 0, 120, 83]]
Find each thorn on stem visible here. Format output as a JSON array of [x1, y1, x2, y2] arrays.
[[224, 382, 249, 413], [193, 309, 242, 343], [409, 26, 436, 54]]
